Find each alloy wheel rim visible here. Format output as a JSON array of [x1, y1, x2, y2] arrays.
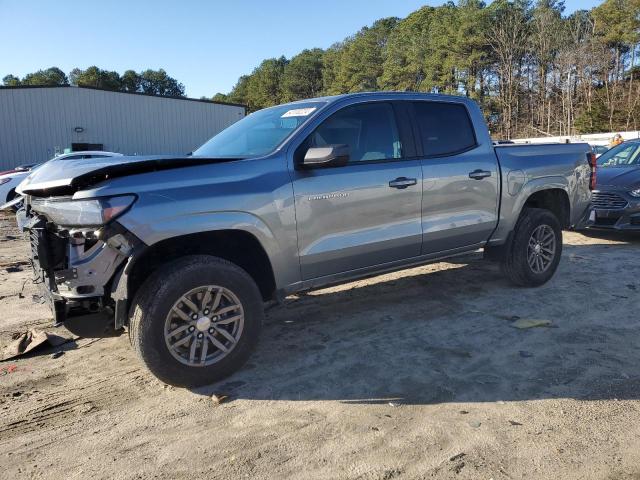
[[527, 224, 556, 274], [164, 285, 244, 367]]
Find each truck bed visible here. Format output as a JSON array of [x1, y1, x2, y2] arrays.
[[488, 142, 592, 244]]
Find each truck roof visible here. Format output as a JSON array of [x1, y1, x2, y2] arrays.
[[284, 91, 477, 107]]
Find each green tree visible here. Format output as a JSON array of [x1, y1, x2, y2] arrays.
[[70, 66, 122, 90], [212, 92, 229, 103], [381, 7, 438, 91], [21, 67, 69, 86], [592, 0, 639, 51], [381, 3, 486, 95], [2, 74, 21, 86], [332, 18, 398, 93], [452, 0, 491, 100], [121, 69, 142, 92], [529, 0, 565, 132], [485, 0, 531, 138], [139, 68, 185, 97], [422, 3, 463, 93], [574, 97, 611, 133], [281, 48, 324, 101], [245, 56, 288, 110], [321, 44, 345, 95], [592, 0, 640, 130], [227, 75, 251, 105], [210, 0, 640, 135]]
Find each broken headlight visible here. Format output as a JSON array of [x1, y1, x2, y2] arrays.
[[31, 195, 136, 227]]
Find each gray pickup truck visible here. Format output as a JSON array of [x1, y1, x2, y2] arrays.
[[14, 92, 594, 387]]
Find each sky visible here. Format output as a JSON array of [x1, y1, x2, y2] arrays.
[[0, 0, 603, 99]]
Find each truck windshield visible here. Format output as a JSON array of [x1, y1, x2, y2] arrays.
[[597, 142, 640, 168], [193, 102, 325, 158]]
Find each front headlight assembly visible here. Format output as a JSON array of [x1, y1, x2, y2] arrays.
[[31, 195, 137, 227], [630, 188, 640, 198]]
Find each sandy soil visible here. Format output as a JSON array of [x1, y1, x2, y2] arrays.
[[0, 211, 639, 480]]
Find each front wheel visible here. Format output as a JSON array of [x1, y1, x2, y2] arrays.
[[129, 255, 264, 387], [500, 208, 562, 287]]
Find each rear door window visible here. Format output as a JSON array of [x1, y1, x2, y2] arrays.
[[412, 102, 476, 157]]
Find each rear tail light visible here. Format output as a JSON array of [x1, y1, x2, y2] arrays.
[[588, 152, 597, 191]]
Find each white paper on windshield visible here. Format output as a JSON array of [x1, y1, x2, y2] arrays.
[[281, 107, 316, 118]]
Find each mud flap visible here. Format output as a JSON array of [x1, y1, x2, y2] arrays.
[[52, 298, 67, 324], [111, 254, 138, 330], [576, 206, 595, 230]]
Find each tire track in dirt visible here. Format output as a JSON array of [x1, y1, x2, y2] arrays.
[[0, 366, 145, 442]]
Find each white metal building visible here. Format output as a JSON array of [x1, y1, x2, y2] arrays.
[[0, 86, 245, 170]]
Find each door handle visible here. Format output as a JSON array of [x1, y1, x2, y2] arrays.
[[389, 177, 417, 189], [468, 169, 492, 180]]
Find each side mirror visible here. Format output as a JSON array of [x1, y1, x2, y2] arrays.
[[301, 144, 350, 169]]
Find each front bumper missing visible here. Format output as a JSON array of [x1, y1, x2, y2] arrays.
[[24, 214, 136, 328], [26, 216, 68, 323]]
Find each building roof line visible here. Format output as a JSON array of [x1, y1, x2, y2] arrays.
[[0, 84, 247, 109]]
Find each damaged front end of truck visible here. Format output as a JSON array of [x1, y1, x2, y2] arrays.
[[19, 194, 142, 336], [10, 154, 238, 336]]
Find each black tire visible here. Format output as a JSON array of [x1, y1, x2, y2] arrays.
[[6, 189, 18, 212], [500, 208, 563, 287], [129, 255, 263, 387]]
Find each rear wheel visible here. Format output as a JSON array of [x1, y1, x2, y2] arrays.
[[129, 255, 263, 387], [501, 208, 562, 287]]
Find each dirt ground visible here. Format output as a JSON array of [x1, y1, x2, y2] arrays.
[[0, 211, 639, 480]]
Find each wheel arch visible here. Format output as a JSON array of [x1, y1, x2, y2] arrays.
[[486, 175, 571, 249], [124, 229, 277, 306], [521, 188, 571, 228]]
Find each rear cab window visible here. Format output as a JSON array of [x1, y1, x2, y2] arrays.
[[411, 101, 477, 157]]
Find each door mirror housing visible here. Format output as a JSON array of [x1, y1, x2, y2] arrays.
[[301, 145, 350, 169]]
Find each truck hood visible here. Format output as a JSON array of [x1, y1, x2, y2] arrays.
[[596, 166, 640, 188], [17, 155, 240, 197]]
